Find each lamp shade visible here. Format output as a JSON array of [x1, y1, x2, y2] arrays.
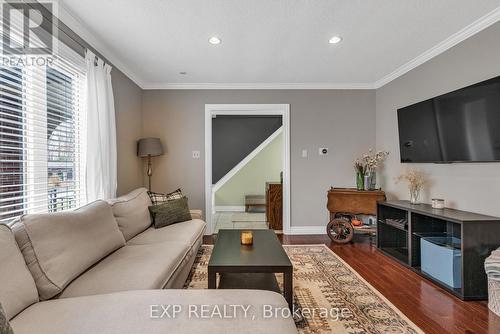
[[137, 138, 163, 157]]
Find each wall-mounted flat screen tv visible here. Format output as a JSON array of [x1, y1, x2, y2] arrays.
[[397, 75, 500, 163]]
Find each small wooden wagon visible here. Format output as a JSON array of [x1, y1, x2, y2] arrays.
[[326, 188, 386, 244]]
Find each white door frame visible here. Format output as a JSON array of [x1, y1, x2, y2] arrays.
[[204, 104, 291, 235]]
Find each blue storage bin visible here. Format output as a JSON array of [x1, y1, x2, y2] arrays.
[[421, 236, 461, 288]]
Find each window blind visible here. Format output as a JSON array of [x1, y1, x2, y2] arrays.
[[0, 9, 87, 224]]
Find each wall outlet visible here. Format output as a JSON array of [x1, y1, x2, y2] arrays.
[[319, 148, 329, 156], [301, 149, 308, 158], [192, 150, 201, 159]]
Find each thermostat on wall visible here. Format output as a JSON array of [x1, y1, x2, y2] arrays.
[[319, 148, 329, 156]]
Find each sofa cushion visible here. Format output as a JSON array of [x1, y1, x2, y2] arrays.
[[108, 188, 152, 240], [147, 188, 183, 205], [0, 225, 38, 320], [0, 303, 14, 334], [149, 197, 192, 228], [60, 242, 189, 298], [11, 290, 297, 334], [12, 201, 126, 300], [127, 219, 206, 247], [189, 209, 203, 220]]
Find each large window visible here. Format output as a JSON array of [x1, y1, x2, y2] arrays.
[[46, 67, 84, 213], [0, 47, 86, 224], [0, 67, 24, 222]]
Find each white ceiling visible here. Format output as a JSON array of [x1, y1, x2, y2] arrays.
[[59, 0, 500, 89]]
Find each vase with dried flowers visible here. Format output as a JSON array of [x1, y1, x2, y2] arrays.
[[354, 160, 366, 190], [354, 149, 389, 190], [363, 149, 389, 190], [396, 168, 426, 204]]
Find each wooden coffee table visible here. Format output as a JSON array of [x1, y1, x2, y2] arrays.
[[208, 229, 293, 309]]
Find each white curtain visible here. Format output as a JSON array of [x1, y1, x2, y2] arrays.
[[85, 50, 117, 201]]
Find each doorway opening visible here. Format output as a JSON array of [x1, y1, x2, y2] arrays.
[[204, 104, 290, 235]]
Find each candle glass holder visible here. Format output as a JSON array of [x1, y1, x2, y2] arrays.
[[240, 231, 253, 245]]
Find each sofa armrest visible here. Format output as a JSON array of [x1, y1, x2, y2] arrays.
[[190, 209, 203, 220]]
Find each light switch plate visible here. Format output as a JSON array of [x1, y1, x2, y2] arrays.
[[192, 150, 201, 159], [319, 148, 329, 155], [301, 149, 308, 158]]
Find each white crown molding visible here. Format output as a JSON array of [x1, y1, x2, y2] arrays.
[[374, 6, 500, 89], [56, 3, 146, 88], [142, 82, 376, 90]]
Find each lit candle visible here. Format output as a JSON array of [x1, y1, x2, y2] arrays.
[[240, 231, 253, 245]]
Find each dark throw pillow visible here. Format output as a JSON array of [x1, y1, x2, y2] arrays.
[[147, 188, 183, 205], [0, 303, 14, 334], [148, 197, 192, 228]]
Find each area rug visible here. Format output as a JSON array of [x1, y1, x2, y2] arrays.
[[231, 212, 266, 222], [184, 244, 423, 334]]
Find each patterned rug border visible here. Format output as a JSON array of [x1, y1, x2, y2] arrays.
[[201, 243, 424, 334], [281, 244, 424, 334]]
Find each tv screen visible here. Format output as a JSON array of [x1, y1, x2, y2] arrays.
[[397, 75, 500, 163]]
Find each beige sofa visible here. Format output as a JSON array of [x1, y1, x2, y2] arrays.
[[0, 188, 296, 334]]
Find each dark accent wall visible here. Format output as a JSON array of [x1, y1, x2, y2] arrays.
[[212, 116, 282, 183]]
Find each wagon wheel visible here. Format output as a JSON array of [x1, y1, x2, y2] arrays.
[[327, 218, 354, 244]]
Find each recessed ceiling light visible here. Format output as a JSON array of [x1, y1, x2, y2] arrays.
[[208, 36, 221, 45], [329, 36, 343, 44]]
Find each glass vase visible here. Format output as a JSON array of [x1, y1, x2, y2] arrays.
[[356, 172, 365, 190], [370, 171, 377, 190], [409, 187, 421, 204], [364, 171, 376, 190]]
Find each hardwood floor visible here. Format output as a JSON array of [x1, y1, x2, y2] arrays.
[[203, 233, 500, 334]]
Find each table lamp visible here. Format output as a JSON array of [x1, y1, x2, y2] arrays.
[[137, 138, 163, 191]]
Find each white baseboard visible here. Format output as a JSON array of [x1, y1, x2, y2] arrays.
[[287, 226, 326, 235], [214, 206, 246, 212]]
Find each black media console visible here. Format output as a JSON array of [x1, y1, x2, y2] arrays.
[[377, 201, 500, 300]]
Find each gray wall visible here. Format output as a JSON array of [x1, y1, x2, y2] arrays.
[[112, 69, 144, 196], [141, 90, 376, 228], [376, 21, 500, 217], [212, 116, 282, 183], [49, 8, 500, 228]]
